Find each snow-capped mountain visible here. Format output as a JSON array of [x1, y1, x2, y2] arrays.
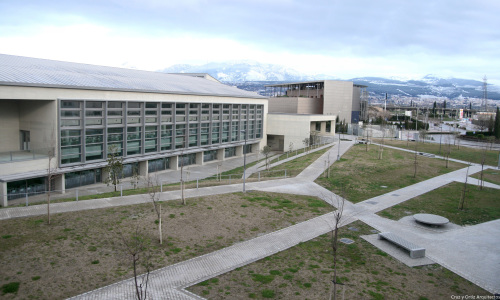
[[351, 76, 500, 100], [160, 61, 500, 100], [161, 61, 336, 82]]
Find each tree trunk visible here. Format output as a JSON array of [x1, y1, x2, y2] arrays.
[[159, 204, 162, 245]]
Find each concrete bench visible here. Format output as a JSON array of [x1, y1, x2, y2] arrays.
[[378, 232, 425, 259]]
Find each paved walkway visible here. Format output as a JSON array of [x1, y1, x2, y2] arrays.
[[3, 137, 500, 297]]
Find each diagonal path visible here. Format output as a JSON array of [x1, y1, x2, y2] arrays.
[[3, 137, 499, 298]]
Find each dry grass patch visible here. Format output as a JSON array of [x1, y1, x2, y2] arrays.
[[316, 144, 465, 203], [188, 220, 489, 299], [0, 192, 331, 299]]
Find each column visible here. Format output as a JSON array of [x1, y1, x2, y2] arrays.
[[170, 155, 179, 171], [0, 181, 7, 207], [196, 152, 204, 166], [236, 145, 243, 157], [54, 173, 66, 194], [139, 161, 148, 177], [217, 148, 225, 161]]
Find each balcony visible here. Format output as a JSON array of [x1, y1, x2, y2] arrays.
[[0, 148, 51, 163]]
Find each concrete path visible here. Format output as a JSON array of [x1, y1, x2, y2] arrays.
[[2, 137, 499, 297]]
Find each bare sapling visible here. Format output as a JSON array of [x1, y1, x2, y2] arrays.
[[120, 226, 152, 300], [146, 175, 163, 244]]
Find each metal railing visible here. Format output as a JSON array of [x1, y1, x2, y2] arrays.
[[0, 148, 52, 163]]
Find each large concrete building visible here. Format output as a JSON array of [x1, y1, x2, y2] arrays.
[[264, 80, 367, 151], [0, 54, 267, 207]]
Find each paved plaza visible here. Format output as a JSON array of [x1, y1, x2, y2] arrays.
[[1, 137, 499, 298]]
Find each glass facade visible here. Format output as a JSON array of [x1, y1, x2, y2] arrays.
[[59, 100, 264, 166]]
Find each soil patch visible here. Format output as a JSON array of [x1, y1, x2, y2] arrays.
[[0, 192, 331, 299]]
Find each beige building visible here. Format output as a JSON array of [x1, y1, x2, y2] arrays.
[[0, 54, 267, 207], [266, 80, 368, 123], [266, 113, 335, 152]]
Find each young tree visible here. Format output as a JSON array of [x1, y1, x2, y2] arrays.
[[459, 165, 471, 210], [327, 189, 346, 300], [45, 125, 59, 225], [120, 227, 152, 300], [46, 147, 57, 225], [413, 140, 418, 178], [261, 145, 272, 170], [479, 146, 487, 190], [494, 107, 500, 139], [130, 169, 141, 189], [146, 175, 163, 244], [104, 145, 124, 192], [288, 141, 294, 154], [302, 137, 310, 153]]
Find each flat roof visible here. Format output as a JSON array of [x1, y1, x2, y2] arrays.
[[265, 80, 367, 88], [0, 54, 265, 99]]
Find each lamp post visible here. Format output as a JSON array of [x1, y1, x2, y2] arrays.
[[241, 130, 247, 193]]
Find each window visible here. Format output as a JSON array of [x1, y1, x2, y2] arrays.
[[315, 122, 321, 131], [148, 157, 170, 173], [204, 150, 217, 162], [107, 128, 123, 156], [211, 122, 220, 144], [200, 123, 209, 146], [145, 126, 158, 153], [224, 147, 236, 158], [85, 129, 103, 161], [61, 129, 82, 164], [222, 122, 230, 143], [326, 121, 331, 133], [231, 121, 239, 142], [160, 125, 173, 151], [178, 153, 196, 167], [189, 123, 198, 147], [127, 126, 142, 155]]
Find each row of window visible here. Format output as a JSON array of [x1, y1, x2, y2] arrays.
[[60, 100, 263, 165], [61, 101, 263, 126]]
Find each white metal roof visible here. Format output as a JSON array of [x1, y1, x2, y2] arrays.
[[0, 54, 265, 99]]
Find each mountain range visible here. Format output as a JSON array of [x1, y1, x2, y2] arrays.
[[161, 61, 500, 100]]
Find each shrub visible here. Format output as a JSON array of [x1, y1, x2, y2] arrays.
[[31, 276, 41, 281], [1, 282, 20, 295]]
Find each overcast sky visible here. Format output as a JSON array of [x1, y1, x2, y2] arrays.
[[1, 0, 499, 84]]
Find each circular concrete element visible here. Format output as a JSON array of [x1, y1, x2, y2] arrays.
[[413, 213, 449, 226]]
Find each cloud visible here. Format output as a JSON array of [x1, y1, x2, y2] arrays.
[[0, 0, 499, 84]]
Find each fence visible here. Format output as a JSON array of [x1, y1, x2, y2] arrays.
[[4, 168, 295, 207]]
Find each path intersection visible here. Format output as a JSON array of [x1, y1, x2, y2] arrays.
[[1, 137, 498, 298]]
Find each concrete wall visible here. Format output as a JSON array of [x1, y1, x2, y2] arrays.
[[19, 100, 57, 154], [0, 100, 20, 152], [267, 114, 336, 152], [268, 97, 322, 114], [323, 81, 354, 123], [268, 97, 298, 113]]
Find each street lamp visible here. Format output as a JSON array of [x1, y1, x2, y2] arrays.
[[241, 130, 247, 193]]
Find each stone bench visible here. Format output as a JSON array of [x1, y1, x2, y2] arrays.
[[378, 232, 425, 259]]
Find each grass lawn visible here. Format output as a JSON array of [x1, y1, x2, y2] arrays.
[[269, 144, 332, 165], [255, 147, 333, 178], [188, 220, 489, 299], [0, 192, 331, 299], [316, 144, 465, 203], [380, 139, 499, 166], [377, 182, 500, 226], [470, 168, 500, 185]]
